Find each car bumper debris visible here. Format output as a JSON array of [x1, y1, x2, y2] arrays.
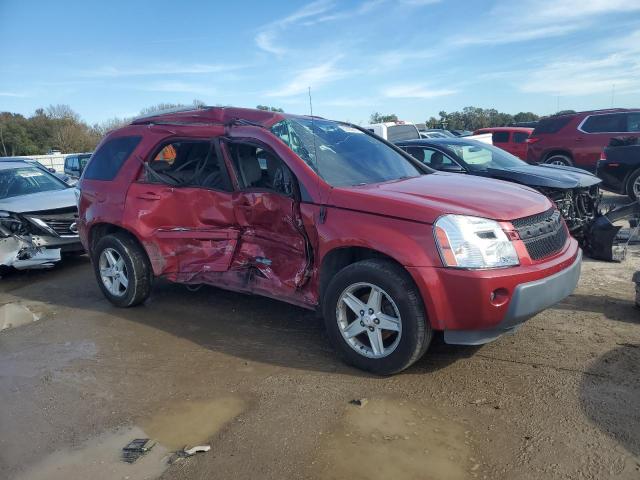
[[0, 235, 61, 269]]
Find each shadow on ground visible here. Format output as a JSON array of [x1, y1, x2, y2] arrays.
[[1, 257, 476, 376], [580, 343, 640, 457], [554, 294, 639, 324]]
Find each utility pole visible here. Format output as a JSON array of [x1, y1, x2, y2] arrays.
[[611, 84, 616, 108]]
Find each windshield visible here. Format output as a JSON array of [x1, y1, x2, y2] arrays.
[[0, 166, 68, 199], [271, 118, 422, 187], [443, 142, 526, 171]]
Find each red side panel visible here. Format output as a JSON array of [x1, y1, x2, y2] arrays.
[[124, 183, 239, 279]]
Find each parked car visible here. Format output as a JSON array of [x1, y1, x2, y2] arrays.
[[79, 107, 581, 375], [449, 129, 473, 137], [395, 138, 601, 242], [473, 127, 533, 159], [420, 131, 450, 139], [422, 128, 456, 138], [64, 153, 92, 181], [364, 122, 421, 142], [0, 157, 72, 184], [0, 160, 83, 270], [597, 137, 640, 200], [526, 109, 640, 171]]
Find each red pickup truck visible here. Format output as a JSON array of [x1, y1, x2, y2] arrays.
[[473, 127, 533, 160], [78, 107, 581, 374]]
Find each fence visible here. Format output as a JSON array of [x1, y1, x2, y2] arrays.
[[5, 154, 85, 173]]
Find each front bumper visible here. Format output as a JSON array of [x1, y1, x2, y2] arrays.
[[444, 249, 582, 344], [407, 239, 582, 345]]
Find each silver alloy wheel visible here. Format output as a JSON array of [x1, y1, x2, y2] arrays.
[[547, 156, 570, 166], [336, 282, 402, 359], [99, 247, 128, 297], [633, 176, 640, 199]]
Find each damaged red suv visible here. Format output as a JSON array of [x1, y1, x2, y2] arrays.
[[79, 107, 581, 374]]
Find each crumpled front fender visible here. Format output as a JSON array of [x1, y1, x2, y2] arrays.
[[0, 236, 61, 270]]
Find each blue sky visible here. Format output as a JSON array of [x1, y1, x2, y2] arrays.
[[1, 0, 639, 125]]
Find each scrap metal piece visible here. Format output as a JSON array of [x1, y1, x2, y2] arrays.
[[122, 438, 156, 463], [586, 201, 640, 262], [168, 444, 211, 464]]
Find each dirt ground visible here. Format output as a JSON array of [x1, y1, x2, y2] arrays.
[[0, 247, 639, 479]]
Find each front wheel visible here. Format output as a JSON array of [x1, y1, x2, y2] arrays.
[[545, 154, 573, 166], [626, 168, 640, 201], [93, 233, 152, 307], [323, 259, 431, 375]]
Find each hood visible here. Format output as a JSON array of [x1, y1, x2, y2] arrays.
[[328, 173, 553, 224], [0, 188, 76, 214], [485, 164, 601, 189]]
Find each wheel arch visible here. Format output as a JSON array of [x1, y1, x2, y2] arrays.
[[89, 223, 148, 261], [544, 150, 573, 163], [318, 246, 429, 323]]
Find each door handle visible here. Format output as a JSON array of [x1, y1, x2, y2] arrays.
[[575, 137, 584, 142], [136, 192, 161, 201]]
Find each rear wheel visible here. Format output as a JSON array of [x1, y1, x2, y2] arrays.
[[545, 154, 573, 166], [93, 233, 152, 307], [626, 168, 640, 201], [323, 259, 431, 375]]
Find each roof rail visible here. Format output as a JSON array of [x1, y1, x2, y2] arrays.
[[131, 105, 211, 122]]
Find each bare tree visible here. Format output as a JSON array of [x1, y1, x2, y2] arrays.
[[46, 104, 80, 121]]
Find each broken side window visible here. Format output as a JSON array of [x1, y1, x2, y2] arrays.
[[84, 135, 142, 181], [227, 143, 295, 196], [146, 140, 232, 191]]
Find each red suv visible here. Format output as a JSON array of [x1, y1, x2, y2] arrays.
[[526, 109, 640, 171], [78, 107, 581, 374], [473, 127, 533, 160]]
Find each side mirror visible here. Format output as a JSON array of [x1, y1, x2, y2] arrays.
[[48, 167, 56, 173], [438, 164, 465, 173]]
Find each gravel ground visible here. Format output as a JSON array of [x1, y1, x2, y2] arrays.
[[0, 246, 638, 480]]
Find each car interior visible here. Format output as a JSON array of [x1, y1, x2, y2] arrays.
[[147, 141, 231, 191], [229, 143, 294, 196]]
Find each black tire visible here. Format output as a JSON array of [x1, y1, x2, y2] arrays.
[[626, 168, 640, 201], [92, 232, 152, 307], [323, 259, 432, 375], [545, 154, 573, 166]]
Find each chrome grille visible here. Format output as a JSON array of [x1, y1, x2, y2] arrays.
[[25, 207, 78, 237]]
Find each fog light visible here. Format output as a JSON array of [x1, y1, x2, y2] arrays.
[[490, 288, 509, 307]]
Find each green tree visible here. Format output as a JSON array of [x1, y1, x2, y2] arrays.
[[369, 112, 398, 123], [0, 113, 38, 156], [431, 107, 540, 131], [256, 105, 284, 112], [513, 112, 539, 123]]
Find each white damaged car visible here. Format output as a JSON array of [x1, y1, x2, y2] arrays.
[[0, 160, 83, 270]]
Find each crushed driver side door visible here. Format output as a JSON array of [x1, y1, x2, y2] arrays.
[[222, 139, 313, 306]]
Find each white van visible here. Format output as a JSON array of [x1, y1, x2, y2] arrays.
[[364, 122, 421, 142]]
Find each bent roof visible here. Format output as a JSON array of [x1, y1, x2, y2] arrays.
[[130, 106, 297, 128]]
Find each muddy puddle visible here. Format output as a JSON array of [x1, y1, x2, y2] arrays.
[[0, 303, 39, 331], [13, 396, 246, 480], [140, 396, 246, 450], [316, 398, 474, 480]]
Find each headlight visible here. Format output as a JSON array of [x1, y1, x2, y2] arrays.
[[73, 187, 81, 210], [434, 215, 519, 269]]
